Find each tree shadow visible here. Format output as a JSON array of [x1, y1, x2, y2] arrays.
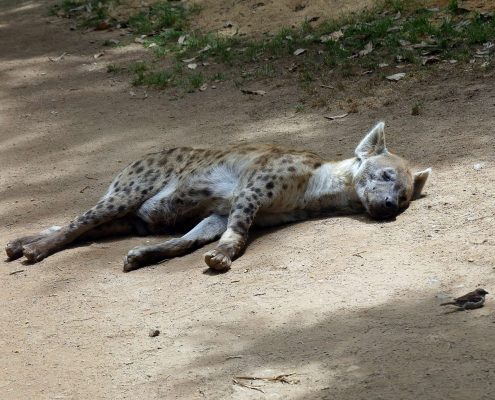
[[161, 292, 495, 399]]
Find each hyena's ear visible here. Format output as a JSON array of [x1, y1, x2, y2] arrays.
[[412, 168, 431, 200], [355, 121, 387, 158]]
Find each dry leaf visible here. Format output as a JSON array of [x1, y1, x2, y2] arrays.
[[293, 48, 306, 56], [386, 73, 406, 81], [199, 83, 208, 91], [320, 30, 343, 43], [198, 44, 211, 53], [182, 57, 196, 63], [178, 35, 187, 45], [324, 113, 348, 120], [378, 63, 389, 68], [187, 63, 198, 70], [48, 52, 67, 62], [421, 55, 440, 65], [93, 52, 104, 59], [358, 42, 373, 57]]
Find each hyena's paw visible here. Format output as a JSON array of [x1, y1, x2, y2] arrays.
[[22, 240, 54, 263], [123, 247, 145, 272], [204, 249, 232, 271], [5, 234, 45, 260]]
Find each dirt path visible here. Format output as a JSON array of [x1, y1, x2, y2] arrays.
[[1, 1, 495, 399]]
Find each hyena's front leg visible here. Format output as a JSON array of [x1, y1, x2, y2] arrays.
[[123, 214, 228, 272], [204, 186, 265, 271], [5, 226, 61, 260], [10, 193, 137, 263]]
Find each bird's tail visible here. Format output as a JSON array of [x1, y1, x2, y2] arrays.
[[440, 301, 456, 306]]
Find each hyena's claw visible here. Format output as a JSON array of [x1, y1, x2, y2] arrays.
[[204, 249, 232, 271]]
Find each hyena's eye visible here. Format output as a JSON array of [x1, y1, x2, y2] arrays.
[[382, 170, 394, 181]]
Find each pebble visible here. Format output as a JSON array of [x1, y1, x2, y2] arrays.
[[149, 329, 160, 337]]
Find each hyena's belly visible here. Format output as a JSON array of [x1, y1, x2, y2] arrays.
[[135, 177, 233, 227]]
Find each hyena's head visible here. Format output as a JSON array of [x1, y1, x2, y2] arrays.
[[353, 122, 431, 220]]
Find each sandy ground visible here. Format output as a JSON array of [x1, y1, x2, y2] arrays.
[[1, 1, 495, 399]]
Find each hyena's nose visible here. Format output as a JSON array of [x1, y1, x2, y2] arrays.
[[385, 197, 399, 211]]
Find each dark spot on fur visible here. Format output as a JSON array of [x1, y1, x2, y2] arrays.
[[108, 197, 114, 203], [266, 181, 274, 189], [129, 181, 134, 187], [288, 166, 296, 172], [142, 189, 148, 195], [234, 221, 247, 233], [267, 191, 273, 198], [314, 162, 322, 169], [107, 204, 114, 210], [176, 154, 183, 162], [243, 207, 250, 213], [115, 188, 120, 193], [136, 167, 144, 174], [118, 205, 125, 212], [282, 184, 288, 190]]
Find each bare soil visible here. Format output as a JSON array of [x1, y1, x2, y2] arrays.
[[1, 1, 495, 399]]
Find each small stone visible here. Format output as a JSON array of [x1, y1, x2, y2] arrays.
[[149, 329, 160, 337]]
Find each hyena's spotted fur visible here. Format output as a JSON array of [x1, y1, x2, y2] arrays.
[[6, 122, 431, 272]]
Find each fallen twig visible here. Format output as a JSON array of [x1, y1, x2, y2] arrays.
[[233, 378, 265, 393], [324, 113, 348, 121], [226, 355, 243, 360], [235, 373, 299, 384], [9, 269, 25, 275]]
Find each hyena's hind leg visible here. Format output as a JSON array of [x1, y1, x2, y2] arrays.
[[123, 214, 228, 272], [16, 192, 144, 263]]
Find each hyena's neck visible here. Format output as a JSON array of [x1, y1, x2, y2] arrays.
[[301, 158, 362, 212]]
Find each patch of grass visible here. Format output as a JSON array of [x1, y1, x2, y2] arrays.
[[448, 0, 459, 13], [411, 101, 422, 115], [188, 72, 204, 90], [128, 2, 193, 34], [107, 64, 124, 73], [295, 103, 305, 113], [53, 0, 495, 94]]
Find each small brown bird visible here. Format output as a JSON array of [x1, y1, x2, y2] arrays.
[[440, 288, 489, 310]]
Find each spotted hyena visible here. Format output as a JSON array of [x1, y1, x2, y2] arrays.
[[6, 122, 430, 272]]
